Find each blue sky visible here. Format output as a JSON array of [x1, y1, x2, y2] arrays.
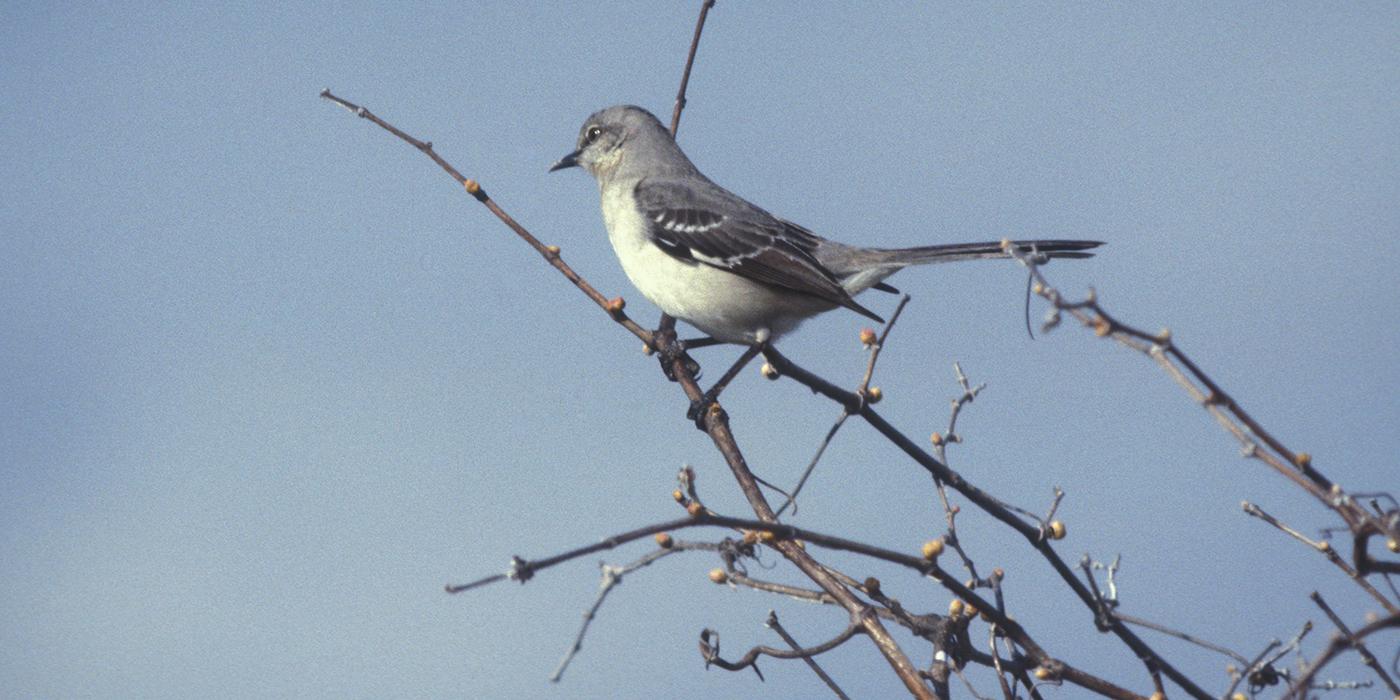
[[2, 3, 1397, 698]]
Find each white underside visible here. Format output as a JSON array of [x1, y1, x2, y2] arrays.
[[601, 184, 835, 343]]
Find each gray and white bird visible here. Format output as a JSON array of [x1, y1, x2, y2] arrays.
[[550, 105, 1100, 346]]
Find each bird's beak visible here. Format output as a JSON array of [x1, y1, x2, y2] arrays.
[[549, 149, 581, 172]]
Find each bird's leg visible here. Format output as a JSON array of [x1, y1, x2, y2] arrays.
[[686, 341, 765, 428]]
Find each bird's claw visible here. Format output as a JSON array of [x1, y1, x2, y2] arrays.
[[686, 388, 720, 430], [657, 339, 701, 382]]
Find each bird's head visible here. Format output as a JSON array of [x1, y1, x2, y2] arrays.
[[550, 105, 692, 182]]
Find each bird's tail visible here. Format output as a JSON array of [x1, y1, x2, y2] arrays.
[[873, 239, 1102, 265], [828, 239, 1102, 296]]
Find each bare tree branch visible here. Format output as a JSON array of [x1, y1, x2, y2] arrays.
[[1309, 591, 1400, 695], [669, 0, 716, 137], [766, 610, 851, 700]]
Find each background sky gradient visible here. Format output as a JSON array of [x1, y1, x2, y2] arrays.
[[3, 3, 1398, 698]]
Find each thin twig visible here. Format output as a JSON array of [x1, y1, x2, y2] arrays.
[[1243, 502, 1398, 614], [767, 611, 851, 699], [551, 546, 686, 682], [989, 624, 1016, 699], [1115, 613, 1249, 666], [1225, 639, 1281, 700], [1309, 592, 1400, 694], [775, 295, 911, 517], [701, 621, 862, 675], [858, 294, 912, 395], [776, 410, 848, 518], [1285, 612, 1400, 697], [669, 0, 716, 137], [929, 365, 985, 584]]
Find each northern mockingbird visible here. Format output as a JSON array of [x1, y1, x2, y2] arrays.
[[552, 105, 1098, 342], [550, 105, 1100, 413]]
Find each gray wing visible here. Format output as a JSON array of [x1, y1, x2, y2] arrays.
[[633, 179, 883, 323]]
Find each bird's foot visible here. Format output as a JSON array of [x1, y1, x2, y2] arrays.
[[656, 337, 702, 382], [686, 387, 721, 430]]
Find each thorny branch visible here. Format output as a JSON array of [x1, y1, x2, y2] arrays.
[[444, 507, 1145, 699], [1005, 242, 1399, 579], [760, 345, 1206, 699]]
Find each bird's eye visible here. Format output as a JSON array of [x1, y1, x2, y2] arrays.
[[584, 125, 603, 144]]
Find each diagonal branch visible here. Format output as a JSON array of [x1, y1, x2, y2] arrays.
[[319, 90, 654, 347], [766, 610, 852, 699], [761, 346, 1205, 700], [1309, 591, 1400, 695], [669, 0, 716, 137], [1243, 501, 1398, 614], [1006, 243, 1399, 578]]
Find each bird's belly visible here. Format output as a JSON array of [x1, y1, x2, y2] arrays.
[[602, 192, 831, 343]]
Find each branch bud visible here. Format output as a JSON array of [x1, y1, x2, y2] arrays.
[[921, 538, 945, 560], [654, 532, 673, 549], [1048, 520, 1067, 540], [708, 568, 728, 584], [859, 327, 877, 347], [760, 362, 780, 380], [948, 599, 964, 617], [866, 386, 883, 404]]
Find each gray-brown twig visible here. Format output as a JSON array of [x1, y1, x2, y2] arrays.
[[1309, 591, 1400, 695]]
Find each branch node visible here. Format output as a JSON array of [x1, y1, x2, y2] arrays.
[[507, 555, 535, 583]]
